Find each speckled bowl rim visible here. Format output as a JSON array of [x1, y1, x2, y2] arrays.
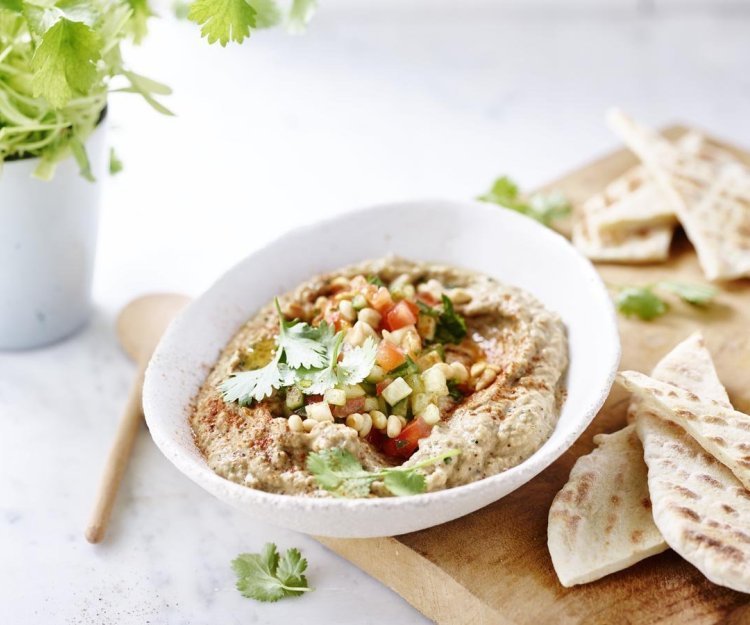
[[144, 199, 620, 535]]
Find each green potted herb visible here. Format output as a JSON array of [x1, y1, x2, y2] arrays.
[[0, 0, 315, 349]]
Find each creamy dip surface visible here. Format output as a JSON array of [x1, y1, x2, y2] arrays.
[[190, 256, 568, 497]]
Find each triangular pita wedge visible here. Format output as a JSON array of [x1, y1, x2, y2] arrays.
[[586, 165, 677, 234], [634, 333, 750, 593], [572, 217, 673, 263], [548, 424, 667, 587], [591, 133, 735, 235], [607, 109, 750, 280], [619, 370, 750, 491]]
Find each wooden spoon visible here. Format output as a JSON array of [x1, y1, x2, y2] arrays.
[[85, 293, 190, 544]]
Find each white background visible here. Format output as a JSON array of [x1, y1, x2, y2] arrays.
[[2, 1, 750, 623]]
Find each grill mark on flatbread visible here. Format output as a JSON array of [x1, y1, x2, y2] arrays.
[[547, 424, 667, 587], [620, 370, 750, 491], [634, 332, 750, 593]]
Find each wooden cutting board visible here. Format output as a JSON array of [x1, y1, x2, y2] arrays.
[[319, 126, 750, 625]]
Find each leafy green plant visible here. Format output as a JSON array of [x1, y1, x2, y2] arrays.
[[0, 0, 171, 179], [0, 0, 317, 179]]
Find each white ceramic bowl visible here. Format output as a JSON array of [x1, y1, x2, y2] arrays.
[[143, 200, 620, 538]]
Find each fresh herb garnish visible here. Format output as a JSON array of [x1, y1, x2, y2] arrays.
[[307, 448, 460, 497], [232, 543, 311, 603], [612, 281, 718, 321], [420, 295, 468, 345], [367, 275, 385, 287], [447, 380, 465, 402], [478, 175, 571, 227], [220, 300, 376, 404], [435, 295, 468, 344]]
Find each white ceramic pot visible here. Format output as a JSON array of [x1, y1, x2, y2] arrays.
[[0, 117, 107, 350]]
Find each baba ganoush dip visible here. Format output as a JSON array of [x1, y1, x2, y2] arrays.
[[190, 256, 568, 497]]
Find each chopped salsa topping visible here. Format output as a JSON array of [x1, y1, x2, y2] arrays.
[[220, 273, 500, 460]]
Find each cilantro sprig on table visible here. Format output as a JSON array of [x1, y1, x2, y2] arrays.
[[418, 295, 468, 344], [232, 543, 311, 602], [478, 176, 571, 227], [612, 280, 718, 321], [220, 299, 377, 404], [307, 448, 460, 497]]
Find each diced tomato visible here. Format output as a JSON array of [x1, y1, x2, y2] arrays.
[[369, 287, 394, 313], [383, 300, 419, 331], [331, 397, 366, 419], [382, 417, 434, 459], [376, 341, 406, 372], [365, 427, 386, 449], [305, 394, 324, 404], [375, 379, 392, 396], [324, 310, 348, 332], [416, 292, 438, 307]]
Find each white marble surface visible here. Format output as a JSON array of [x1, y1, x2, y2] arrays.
[[2, 2, 750, 623]]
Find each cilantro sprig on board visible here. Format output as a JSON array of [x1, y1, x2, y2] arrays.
[[478, 176, 571, 227], [307, 448, 460, 497], [612, 280, 718, 321]]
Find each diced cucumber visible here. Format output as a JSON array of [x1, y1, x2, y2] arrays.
[[411, 391, 431, 416], [390, 398, 409, 418], [285, 387, 304, 410], [382, 377, 413, 405], [363, 397, 380, 412], [366, 365, 386, 383], [352, 294, 368, 310], [343, 384, 366, 398], [324, 388, 347, 406], [405, 373, 424, 394], [305, 401, 333, 422], [423, 366, 449, 396]]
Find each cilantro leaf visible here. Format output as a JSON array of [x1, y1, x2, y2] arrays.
[[232, 543, 311, 603], [478, 175, 571, 227], [276, 548, 308, 593], [656, 281, 717, 307], [0, 0, 23, 14], [220, 360, 283, 404], [367, 275, 385, 287], [338, 337, 378, 385], [31, 18, 102, 108], [278, 303, 328, 369], [248, 0, 281, 28], [307, 448, 460, 498], [434, 295, 467, 344], [124, 0, 152, 43], [614, 287, 668, 321], [526, 191, 572, 226], [188, 0, 257, 46], [382, 470, 425, 497], [306, 448, 372, 497], [109, 148, 123, 175], [287, 0, 316, 33]]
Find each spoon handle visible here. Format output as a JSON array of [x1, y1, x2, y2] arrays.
[[85, 359, 147, 544]]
